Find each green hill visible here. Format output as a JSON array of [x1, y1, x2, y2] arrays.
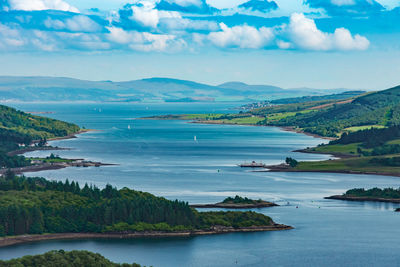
[[269, 86, 400, 136], [0, 250, 141, 267], [173, 85, 400, 138], [0, 104, 80, 168]]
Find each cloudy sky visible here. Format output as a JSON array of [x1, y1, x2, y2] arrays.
[[0, 0, 399, 89]]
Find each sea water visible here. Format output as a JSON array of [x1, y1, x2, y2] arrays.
[[1, 102, 400, 267]]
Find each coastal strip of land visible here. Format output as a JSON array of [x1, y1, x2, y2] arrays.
[[0, 225, 292, 248], [325, 195, 400, 203]]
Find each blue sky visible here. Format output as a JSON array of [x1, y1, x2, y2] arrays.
[[0, 0, 400, 89]]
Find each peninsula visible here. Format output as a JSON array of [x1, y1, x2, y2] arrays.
[[0, 104, 110, 174], [0, 174, 291, 248], [145, 85, 400, 177]]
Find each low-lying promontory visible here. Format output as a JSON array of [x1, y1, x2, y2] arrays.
[[191, 196, 278, 209], [325, 188, 400, 208]]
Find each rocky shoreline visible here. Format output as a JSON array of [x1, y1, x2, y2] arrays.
[[191, 201, 278, 209], [0, 224, 293, 248]]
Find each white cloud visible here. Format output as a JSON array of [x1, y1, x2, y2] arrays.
[[130, 1, 180, 28], [161, 17, 219, 31], [333, 27, 369, 50], [208, 23, 274, 49], [44, 16, 101, 32], [162, 0, 203, 7], [106, 26, 185, 52], [5, 0, 79, 12], [287, 13, 369, 51], [0, 23, 25, 48], [331, 0, 356, 6]]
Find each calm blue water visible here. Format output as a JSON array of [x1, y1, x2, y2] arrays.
[[1, 102, 400, 267]]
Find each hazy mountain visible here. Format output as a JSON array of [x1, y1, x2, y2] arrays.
[[0, 76, 355, 102]]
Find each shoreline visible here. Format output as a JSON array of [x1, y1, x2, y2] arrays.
[[0, 225, 292, 248], [292, 148, 356, 159], [325, 195, 400, 203], [262, 164, 400, 178], [189, 120, 334, 140], [2, 129, 114, 175], [0, 161, 115, 175]]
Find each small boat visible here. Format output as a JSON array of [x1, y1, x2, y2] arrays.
[[194, 135, 197, 142], [238, 161, 267, 168], [128, 125, 131, 130]]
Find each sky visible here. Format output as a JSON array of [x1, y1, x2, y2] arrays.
[[0, 0, 400, 89]]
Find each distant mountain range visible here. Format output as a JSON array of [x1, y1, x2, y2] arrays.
[[0, 76, 357, 102]]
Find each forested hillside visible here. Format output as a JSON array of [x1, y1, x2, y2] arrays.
[[177, 85, 400, 138], [0, 104, 80, 168], [0, 174, 274, 236], [0, 250, 141, 267]]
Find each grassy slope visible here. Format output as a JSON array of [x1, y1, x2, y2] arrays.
[[0, 104, 81, 168], [155, 85, 400, 139], [293, 156, 400, 176]]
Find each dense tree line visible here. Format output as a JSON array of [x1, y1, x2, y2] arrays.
[[331, 126, 400, 148], [345, 187, 400, 199], [370, 157, 400, 167], [0, 250, 141, 267], [0, 174, 273, 236]]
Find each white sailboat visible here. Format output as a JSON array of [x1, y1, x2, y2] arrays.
[[194, 135, 197, 142]]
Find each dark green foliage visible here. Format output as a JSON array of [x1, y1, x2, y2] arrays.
[[345, 187, 400, 199], [361, 144, 400, 156], [371, 157, 400, 167], [0, 153, 30, 168], [285, 157, 298, 167], [0, 104, 80, 168], [253, 85, 400, 137], [222, 195, 262, 204], [0, 105, 80, 140], [331, 126, 400, 148], [0, 250, 141, 267], [0, 175, 273, 236], [198, 211, 272, 228]]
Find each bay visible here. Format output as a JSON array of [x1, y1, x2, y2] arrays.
[[1, 102, 400, 266]]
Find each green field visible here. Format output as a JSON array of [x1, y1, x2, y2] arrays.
[[266, 110, 314, 122], [293, 156, 400, 175], [345, 125, 386, 132], [181, 114, 225, 120], [215, 116, 265, 125], [307, 143, 363, 156]]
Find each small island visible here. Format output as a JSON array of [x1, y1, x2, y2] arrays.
[[191, 195, 278, 209], [325, 188, 400, 205]]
